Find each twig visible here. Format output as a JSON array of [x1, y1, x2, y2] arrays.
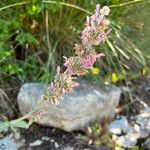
[[110, 0, 145, 8]]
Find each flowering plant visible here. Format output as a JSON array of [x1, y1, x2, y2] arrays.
[[40, 4, 110, 105], [0, 4, 111, 131]]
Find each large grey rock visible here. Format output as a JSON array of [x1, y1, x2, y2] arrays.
[[17, 79, 121, 131]]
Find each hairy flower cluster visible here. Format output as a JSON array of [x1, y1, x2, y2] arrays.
[[40, 4, 111, 105], [81, 4, 110, 47], [42, 67, 79, 104]]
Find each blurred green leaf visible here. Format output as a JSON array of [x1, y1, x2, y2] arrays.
[[16, 32, 39, 45], [10, 119, 29, 129], [0, 121, 9, 132]]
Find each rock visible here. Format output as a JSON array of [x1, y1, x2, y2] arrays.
[[108, 116, 129, 135], [29, 139, 43, 147], [132, 124, 149, 139], [136, 114, 150, 128], [63, 146, 74, 150], [0, 134, 23, 150], [112, 135, 118, 141], [50, 139, 55, 143], [144, 138, 150, 150], [54, 142, 59, 148], [135, 107, 150, 136], [17, 79, 121, 131], [115, 135, 137, 148], [41, 136, 50, 141]]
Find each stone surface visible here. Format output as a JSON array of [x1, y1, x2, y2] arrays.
[[136, 107, 150, 131], [108, 116, 129, 135], [0, 134, 23, 150], [110, 107, 150, 148], [17, 79, 121, 131], [115, 135, 137, 148], [29, 139, 43, 147]]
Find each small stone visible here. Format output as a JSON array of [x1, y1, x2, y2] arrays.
[[115, 135, 137, 148], [63, 146, 74, 150], [50, 139, 55, 143], [108, 116, 129, 135], [133, 124, 149, 139], [135, 107, 150, 137], [54, 142, 59, 148], [112, 135, 118, 141], [88, 139, 93, 145], [41, 136, 50, 141], [29, 140, 43, 147]]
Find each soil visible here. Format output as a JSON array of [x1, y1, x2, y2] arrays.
[[0, 76, 149, 150]]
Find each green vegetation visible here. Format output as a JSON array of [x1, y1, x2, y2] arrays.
[[0, 0, 149, 85]]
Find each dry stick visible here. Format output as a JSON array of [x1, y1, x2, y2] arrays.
[[110, 0, 145, 8]]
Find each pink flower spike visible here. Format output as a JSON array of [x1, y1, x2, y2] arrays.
[[96, 53, 105, 58], [100, 6, 110, 16], [95, 4, 100, 18]]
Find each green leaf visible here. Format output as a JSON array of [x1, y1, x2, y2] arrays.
[[0, 122, 9, 132], [16, 33, 39, 45], [10, 120, 29, 129]]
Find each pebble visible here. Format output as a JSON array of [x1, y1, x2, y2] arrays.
[[115, 135, 137, 148], [108, 116, 129, 135], [54, 142, 59, 148], [50, 139, 55, 143], [29, 140, 43, 147], [133, 124, 149, 139], [109, 107, 150, 148], [63, 146, 74, 150], [41, 136, 50, 141]]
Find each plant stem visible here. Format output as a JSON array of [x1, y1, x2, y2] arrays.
[[110, 0, 145, 8], [42, 0, 91, 14], [0, 1, 30, 11]]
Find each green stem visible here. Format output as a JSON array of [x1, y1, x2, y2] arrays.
[[42, 0, 91, 14], [0, 1, 30, 11]]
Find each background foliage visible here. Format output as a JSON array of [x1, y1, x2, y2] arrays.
[[0, 0, 149, 117]]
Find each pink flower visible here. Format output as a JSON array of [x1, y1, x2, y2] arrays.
[[82, 52, 105, 69], [81, 4, 110, 46], [63, 56, 74, 76], [100, 6, 110, 16], [81, 28, 90, 43]]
